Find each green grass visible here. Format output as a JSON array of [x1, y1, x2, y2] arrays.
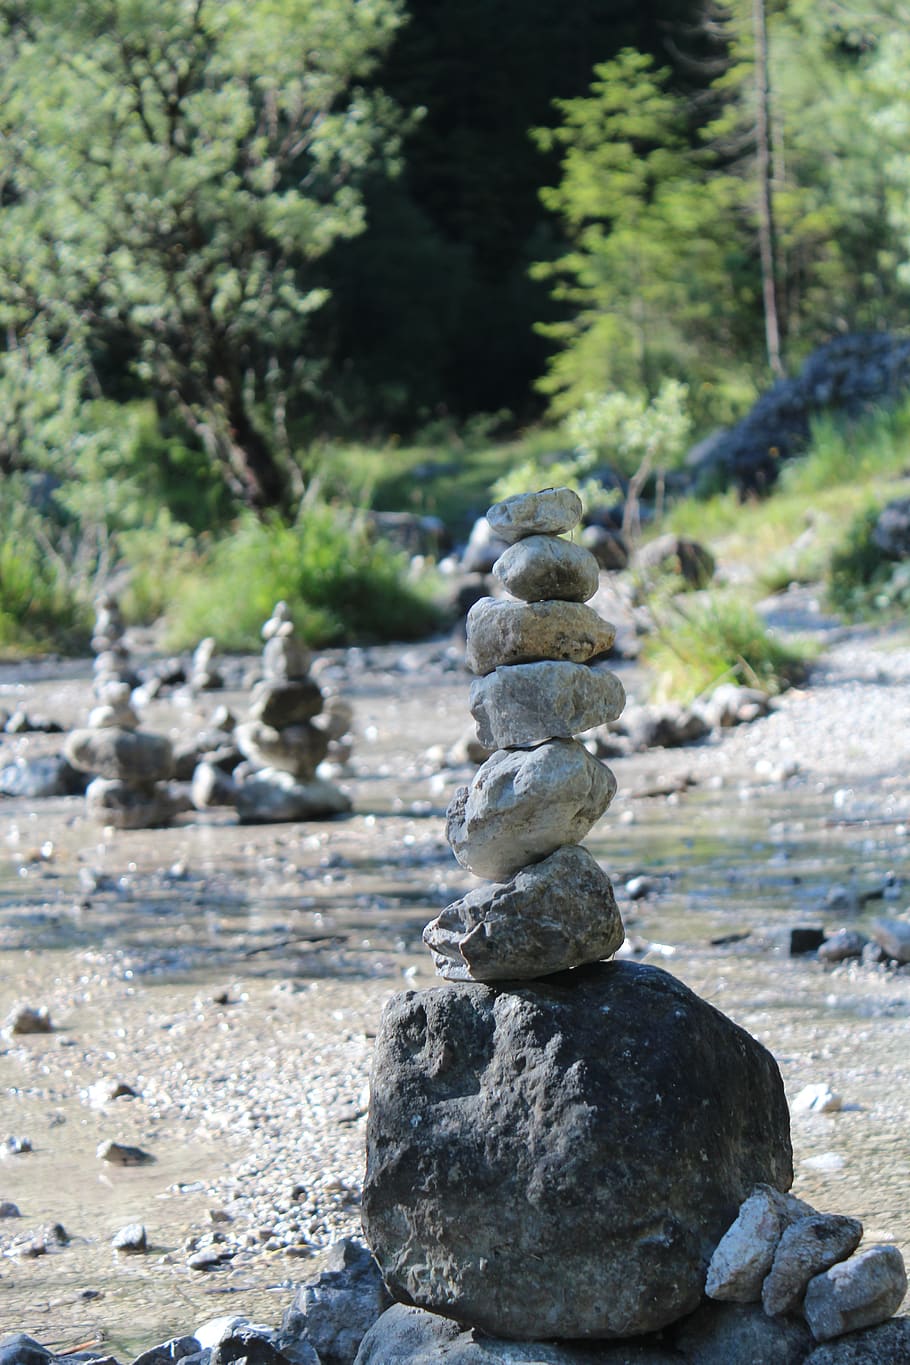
[[0, 493, 92, 656], [160, 502, 446, 651], [641, 593, 814, 704]]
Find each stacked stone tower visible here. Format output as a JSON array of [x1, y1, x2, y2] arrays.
[[232, 602, 352, 823], [361, 488, 794, 1343], [64, 593, 177, 828]]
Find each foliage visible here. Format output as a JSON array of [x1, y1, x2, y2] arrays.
[[826, 500, 910, 619], [161, 501, 444, 650], [0, 487, 92, 654], [531, 48, 756, 425], [642, 592, 811, 703], [0, 0, 407, 512]]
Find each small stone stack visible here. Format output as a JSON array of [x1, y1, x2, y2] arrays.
[[232, 602, 352, 823], [424, 486, 625, 980], [362, 488, 794, 1344], [64, 673, 177, 830], [90, 590, 137, 694]]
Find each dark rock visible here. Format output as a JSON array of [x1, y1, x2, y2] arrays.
[[616, 703, 710, 752], [790, 927, 827, 956], [579, 524, 629, 571], [112, 1221, 148, 1253], [211, 1322, 301, 1365], [634, 535, 715, 588], [352, 1302, 674, 1362], [670, 1299, 813, 1364], [362, 960, 792, 1340], [0, 1335, 53, 1365], [280, 1236, 391, 1365], [131, 1337, 201, 1365], [871, 497, 910, 560], [0, 755, 86, 798]]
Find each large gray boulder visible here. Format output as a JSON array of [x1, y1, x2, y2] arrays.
[[445, 740, 616, 880], [235, 769, 351, 823], [423, 844, 624, 981], [465, 599, 616, 675], [470, 662, 625, 750], [235, 720, 329, 778], [362, 960, 793, 1341]]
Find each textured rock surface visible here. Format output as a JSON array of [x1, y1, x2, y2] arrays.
[[65, 727, 174, 782], [470, 662, 625, 750], [235, 769, 351, 823], [280, 1237, 391, 1365], [445, 740, 616, 880], [465, 599, 616, 675], [492, 535, 600, 604], [671, 1300, 814, 1365], [362, 960, 793, 1340], [803, 1246, 908, 1343], [423, 844, 624, 981], [763, 1214, 864, 1317], [803, 1317, 910, 1362], [705, 1185, 787, 1302], [486, 487, 583, 544], [352, 1303, 670, 1363]]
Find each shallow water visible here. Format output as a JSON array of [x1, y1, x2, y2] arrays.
[[1, 650, 909, 1350]]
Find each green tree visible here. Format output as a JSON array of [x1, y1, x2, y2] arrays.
[[0, 0, 406, 512], [531, 48, 751, 424]]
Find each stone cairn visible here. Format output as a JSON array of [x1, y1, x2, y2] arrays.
[[231, 601, 352, 823], [63, 592, 177, 828], [359, 487, 908, 1361]]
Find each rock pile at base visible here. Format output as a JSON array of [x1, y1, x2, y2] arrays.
[[231, 602, 352, 823], [360, 486, 909, 1361], [63, 593, 178, 828]]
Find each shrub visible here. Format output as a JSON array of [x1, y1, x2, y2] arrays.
[[161, 501, 445, 651], [0, 491, 91, 654], [827, 502, 910, 618], [641, 593, 812, 704]]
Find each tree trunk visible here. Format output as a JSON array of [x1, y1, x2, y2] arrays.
[[753, 0, 784, 379]]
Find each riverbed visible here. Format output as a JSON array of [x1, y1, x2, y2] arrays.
[[1, 620, 909, 1354]]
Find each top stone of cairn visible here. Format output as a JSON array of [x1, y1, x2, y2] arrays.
[[486, 486, 583, 544]]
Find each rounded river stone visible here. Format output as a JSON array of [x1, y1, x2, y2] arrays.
[[470, 661, 625, 750], [492, 534, 600, 603], [446, 739, 616, 880], [362, 960, 793, 1340], [465, 598, 616, 676], [423, 844, 624, 981], [65, 727, 174, 782], [486, 487, 583, 543]]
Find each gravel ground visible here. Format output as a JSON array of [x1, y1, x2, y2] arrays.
[[1, 589, 909, 1355]]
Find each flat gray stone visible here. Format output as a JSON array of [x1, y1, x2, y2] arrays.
[[65, 727, 174, 782], [763, 1214, 864, 1317], [465, 598, 615, 675], [706, 1185, 787, 1302], [486, 487, 583, 543], [235, 768, 351, 823], [804, 1317, 910, 1362], [235, 720, 329, 779], [423, 844, 624, 981], [470, 662, 625, 749], [362, 960, 793, 1340], [353, 1303, 672, 1363], [803, 1245, 908, 1342], [492, 535, 600, 603], [248, 677, 324, 727], [446, 740, 616, 880], [85, 777, 179, 829]]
